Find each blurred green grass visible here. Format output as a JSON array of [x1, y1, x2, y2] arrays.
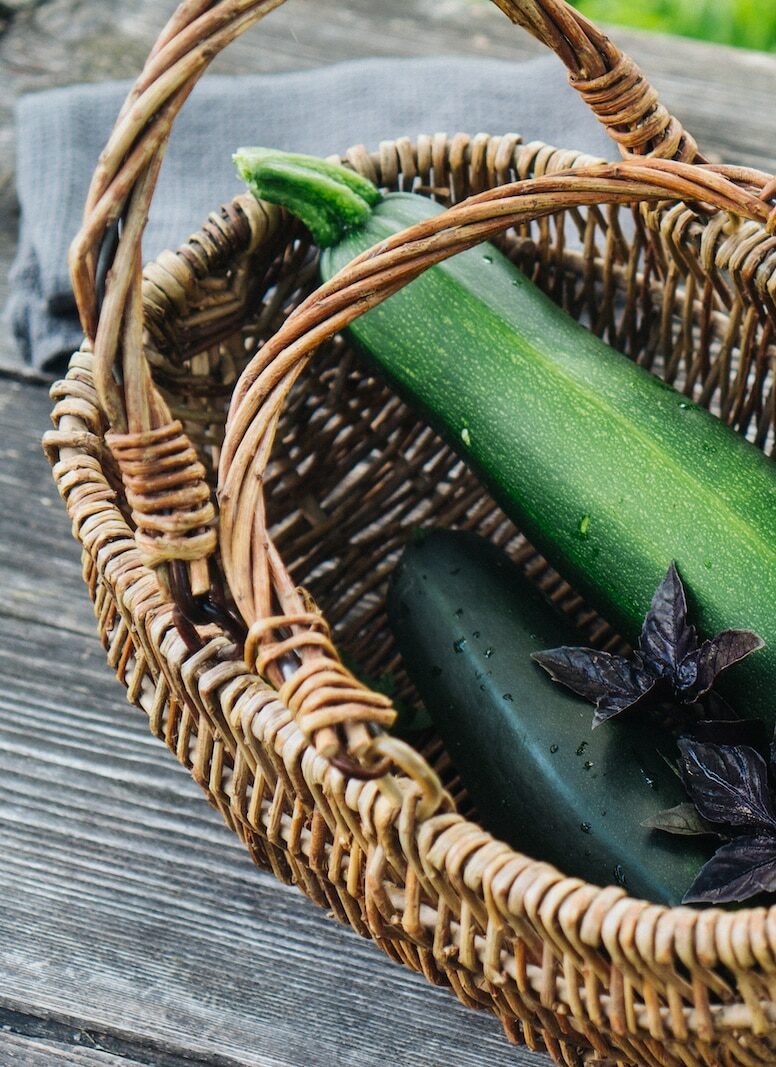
[[572, 0, 776, 51]]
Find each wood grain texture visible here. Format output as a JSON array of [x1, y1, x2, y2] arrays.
[[2, 0, 776, 373], [0, 380, 544, 1064], [0, 1030, 152, 1067], [0, 1016, 208, 1067]]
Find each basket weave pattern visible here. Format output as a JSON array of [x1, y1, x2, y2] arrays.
[[44, 2, 776, 1064]]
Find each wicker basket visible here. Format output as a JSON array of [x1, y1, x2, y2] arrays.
[[44, 1, 776, 1064]]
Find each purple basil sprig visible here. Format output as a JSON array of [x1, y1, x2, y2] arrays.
[[532, 563, 763, 728], [648, 739, 776, 905]]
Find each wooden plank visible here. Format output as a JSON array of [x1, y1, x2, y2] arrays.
[[0, 372, 547, 1064], [0, 381, 100, 636], [0, 1024, 173, 1067]]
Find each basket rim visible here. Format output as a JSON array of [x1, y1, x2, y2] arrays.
[[45, 133, 776, 1061], [48, 0, 776, 1059]]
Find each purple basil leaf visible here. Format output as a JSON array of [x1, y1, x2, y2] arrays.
[[641, 802, 717, 837], [698, 690, 739, 721], [531, 646, 658, 724], [677, 629, 764, 700], [677, 739, 776, 832], [591, 678, 665, 728], [683, 835, 776, 904], [682, 718, 768, 752], [638, 562, 697, 677]]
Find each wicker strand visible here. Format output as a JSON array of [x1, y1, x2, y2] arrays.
[[571, 55, 700, 162], [245, 609, 396, 761], [106, 421, 216, 567], [491, 0, 703, 163]]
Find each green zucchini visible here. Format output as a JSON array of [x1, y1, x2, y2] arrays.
[[387, 529, 714, 905], [235, 148, 776, 723]]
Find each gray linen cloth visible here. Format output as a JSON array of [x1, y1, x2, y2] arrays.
[[9, 55, 614, 371]]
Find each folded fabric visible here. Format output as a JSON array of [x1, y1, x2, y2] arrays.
[[8, 55, 614, 371]]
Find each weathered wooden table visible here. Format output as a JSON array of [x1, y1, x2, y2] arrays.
[[2, 3, 776, 1064]]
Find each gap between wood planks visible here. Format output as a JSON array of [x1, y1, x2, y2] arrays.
[[0, 1005, 251, 1067]]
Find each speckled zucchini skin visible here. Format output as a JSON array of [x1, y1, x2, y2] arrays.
[[387, 530, 714, 905], [323, 193, 776, 722]]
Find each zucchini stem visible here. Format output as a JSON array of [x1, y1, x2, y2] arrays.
[[234, 146, 381, 247]]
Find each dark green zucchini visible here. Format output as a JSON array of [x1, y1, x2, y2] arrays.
[[387, 529, 715, 905], [236, 148, 776, 724]]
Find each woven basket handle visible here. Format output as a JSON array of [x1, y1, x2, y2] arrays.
[[493, 0, 704, 163], [69, 0, 288, 596], [69, 0, 701, 582]]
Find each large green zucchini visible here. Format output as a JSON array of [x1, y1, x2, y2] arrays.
[[236, 148, 776, 722], [387, 529, 714, 905]]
